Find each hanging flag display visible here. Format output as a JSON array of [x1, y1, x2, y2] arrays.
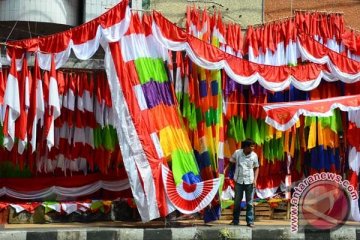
[[1, 0, 360, 223]]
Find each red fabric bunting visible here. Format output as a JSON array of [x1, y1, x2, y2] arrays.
[[0, 172, 127, 191], [6, 0, 129, 54], [263, 94, 360, 131]]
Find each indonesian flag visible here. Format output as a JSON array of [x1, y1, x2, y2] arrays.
[[3, 55, 20, 150], [256, 159, 283, 199], [347, 110, 360, 221], [0, 64, 5, 124], [43, 54, 60, 150], [211, 11, 226, 50], [16, 56, 30, 154], [28, 55, 45, 152], [73, 73, 86, 153]]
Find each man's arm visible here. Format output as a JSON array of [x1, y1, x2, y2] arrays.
[[225, 156, 236, 173], [253, 154, 259, 187], [253, 167, 259, 187]]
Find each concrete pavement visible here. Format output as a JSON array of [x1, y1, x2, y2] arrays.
[[1, 219, 359, 239]]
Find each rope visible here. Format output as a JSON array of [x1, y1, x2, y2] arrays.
[[5, 21, 18, 42]]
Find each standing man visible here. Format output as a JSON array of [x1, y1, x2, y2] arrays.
[[229, 138, 259, 227]]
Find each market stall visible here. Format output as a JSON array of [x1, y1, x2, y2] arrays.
[[0, 0, 359, 223]]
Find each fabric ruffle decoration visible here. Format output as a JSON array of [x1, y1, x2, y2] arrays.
[[162, 164, 220, 214]]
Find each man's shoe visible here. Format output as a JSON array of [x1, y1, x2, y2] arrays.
[[229, 221, 239, 226], [247, 223, 254, 228]]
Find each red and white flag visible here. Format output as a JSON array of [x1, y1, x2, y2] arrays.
[[43, 54, 61, 150], [28, 55, 45, 152], [0, 63, 6, 125], [3, 55, 20, 150], [16, 56, 30, 154]]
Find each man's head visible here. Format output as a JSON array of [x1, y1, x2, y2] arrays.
[[242, 138, 255, 155]]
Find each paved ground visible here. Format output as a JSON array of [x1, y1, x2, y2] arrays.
[[2, 218, 291, 229], [1, 219, 360, 239]]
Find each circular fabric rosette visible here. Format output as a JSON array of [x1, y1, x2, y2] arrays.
[[161, 164, 220, 214]]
